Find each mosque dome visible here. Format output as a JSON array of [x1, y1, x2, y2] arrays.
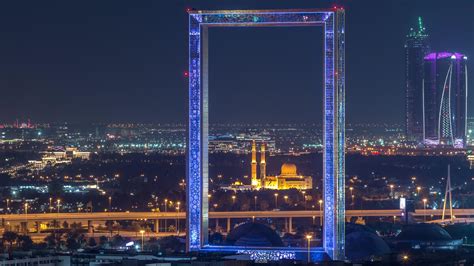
[[345, 223, 391, 262], [394, 223, 462, 251], [280, 163, 297, 176], [396, 224, 452, 241], [445, 224, 474, 241], [225, 222, 283, 247]]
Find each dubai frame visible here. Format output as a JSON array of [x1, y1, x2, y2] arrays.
[[186, 8, 345, 261]]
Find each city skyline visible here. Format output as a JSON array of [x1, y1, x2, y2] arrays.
[[0, 0, 471, 124], [1, 2, 474, 263]]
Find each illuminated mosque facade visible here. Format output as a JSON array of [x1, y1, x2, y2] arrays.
[[250, 140, 312, 190]]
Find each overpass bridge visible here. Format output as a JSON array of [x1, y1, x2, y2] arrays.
[[3, 209, 474, 222], [2, 209, 473, 234]]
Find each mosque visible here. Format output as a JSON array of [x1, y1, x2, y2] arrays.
[[250, 140, 312, 190]]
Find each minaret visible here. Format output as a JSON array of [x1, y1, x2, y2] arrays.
[[251, 140, 257, 186], [260, 143, 266, 179]]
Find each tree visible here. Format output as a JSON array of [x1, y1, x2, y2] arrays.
[[50, 220, 60, 229], [167, 225, 176, 232], [64, 231, 82, 250], [113, 223, 122, 235], [99, 236, 108, 247], [17, 235, 33, 251], [146, 237, 160, 253], [2, 231, 18, 250], [44, 234, 56, 248], [78, 234, 86, 248], [71, 222, 83, 231], [105, 220, 114, 236], [240, 202, 250, 211], [158, 236, 183, 254], [44, 233, 61, 249], [111, 235, 124, 247], [259, 200, 270, 211], [66, 237, 80, 250], [209, 232, 223, 245], [87, 237, 97, 247]]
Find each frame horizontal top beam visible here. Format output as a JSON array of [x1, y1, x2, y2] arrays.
[[188, 8, 343, 15]]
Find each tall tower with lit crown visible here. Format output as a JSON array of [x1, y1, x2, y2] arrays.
[[405, 17, 430, 142], [260, 143, 266, 179], [251, 140, 258, 186]]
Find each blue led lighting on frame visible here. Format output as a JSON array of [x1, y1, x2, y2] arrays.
[[186, 8, 345, 261]]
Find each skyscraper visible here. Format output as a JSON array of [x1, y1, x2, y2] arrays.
[[424, 52, 468, 147], [405, 17, 430, 142]]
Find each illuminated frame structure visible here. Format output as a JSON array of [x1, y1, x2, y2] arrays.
[[187, 9, 345, 261]]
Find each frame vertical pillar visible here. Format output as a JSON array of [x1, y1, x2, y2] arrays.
[[187, 13, 203, 251], [323, 9, 345, 261]]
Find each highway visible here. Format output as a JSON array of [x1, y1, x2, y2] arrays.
[[1, 209, 473, 223]]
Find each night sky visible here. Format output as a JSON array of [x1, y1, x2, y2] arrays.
[[0, 0, 472, 124]]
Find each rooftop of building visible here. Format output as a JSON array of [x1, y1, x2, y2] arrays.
[[424, 52, 467, 60], [407, 17, 428, 38]]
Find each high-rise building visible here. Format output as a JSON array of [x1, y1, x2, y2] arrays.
[[424, 52, 468, 147], [405, 17, 430, 142]]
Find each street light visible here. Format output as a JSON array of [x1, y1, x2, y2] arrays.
[[164, 199, 168, 231], [231, 195, 236, 204], [274, 193, 279, 209], [6, 198, 10, 213], [24, 203, 28, 234], [176, 202, 181, 234], [318, 200, 323, 226], [349, 186, 353, 197], [402, 254, 409, 262], [108, 196, 112, 211], [302, 191, 306, 208], [139, 229, 145, 250], [254, 196, 258, 211], [304, 195, 308, 210], [57, 199, 61, 214], [306, 235, 312, 263], [49, 197, 53, 213], [284, 195, 288, 203], [423, 198, 428, 222], [417, 186, 421, 195], [389, 184, 394, 198]]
